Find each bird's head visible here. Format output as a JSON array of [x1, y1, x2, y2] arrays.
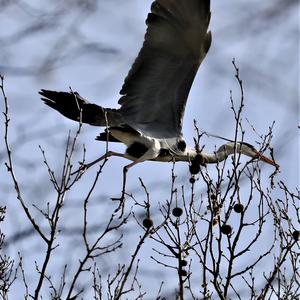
[[218, 142, 279, 168]]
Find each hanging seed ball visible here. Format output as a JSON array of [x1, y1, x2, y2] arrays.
[[189, 177, 196, 184], [189, 163, 200, 175], [179, 269, 188, 277], [233, 203, 244, 213], [172, 207, 183, 217], [142, 218, 153, 229], [292, 230, 299, 241], [221, 224, 232, 235], [180, 259, 188, 267]]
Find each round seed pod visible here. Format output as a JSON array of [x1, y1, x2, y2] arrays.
[[292, 230, 299, 241], [221, 224, 232, 235], [142, 218, 153, 229], [172, 207, 183, 217], [180, 259, 188, 267], [179, 269, 188, 277], [233, 203, 244, 213], [189, 177, 196, 184], [189, 163, 200, 175]]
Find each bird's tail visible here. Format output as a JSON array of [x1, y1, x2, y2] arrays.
[[39, 89, 123, 127]]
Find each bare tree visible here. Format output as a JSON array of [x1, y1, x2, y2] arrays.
[[0, 206, 17, 300], [0, 1, 299, 299], [1, 60, 299, 299]]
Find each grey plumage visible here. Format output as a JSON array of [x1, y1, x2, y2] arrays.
[[39, 0, 211, 144], [119, 0, 211, 139], [39, 0, 278, 171], [39, 89, 123, 127]]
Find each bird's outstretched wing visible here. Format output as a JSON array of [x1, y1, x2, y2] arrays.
[[119, 0, 211, 139], [39, 89, 123, 127]]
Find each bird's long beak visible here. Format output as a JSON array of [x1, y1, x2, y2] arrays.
[[256, 152, 279, 168]]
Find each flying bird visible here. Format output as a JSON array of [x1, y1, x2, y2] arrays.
[[39, 0, 278, 195]]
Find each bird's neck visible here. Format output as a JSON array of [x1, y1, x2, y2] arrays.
[[201, 152, 228, 164], [174, 144, 238, 164], [154, 142, 244, 163], [163, 148, 220, 163], [200, 144, 240, 164]]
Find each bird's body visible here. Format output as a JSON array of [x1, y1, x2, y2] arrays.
[[39, 0, 277, 182]]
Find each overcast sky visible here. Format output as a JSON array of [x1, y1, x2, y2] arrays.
[[0, 0, 299, 298]]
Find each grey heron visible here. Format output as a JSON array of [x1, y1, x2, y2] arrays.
[[39, 0, 278, 196]]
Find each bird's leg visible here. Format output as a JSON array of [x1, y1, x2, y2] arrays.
[[112, 159, 142, 215], [112, 147, 160, 216], [71, 151, 125, 175]]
